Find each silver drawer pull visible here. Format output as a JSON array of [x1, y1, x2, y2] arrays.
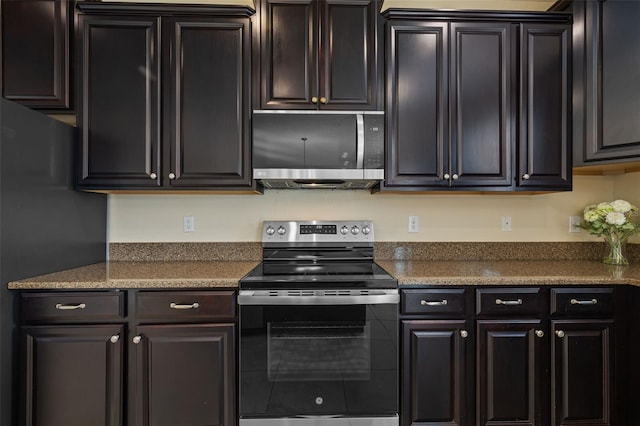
[[495, 298, 523, 306], [570, 298, 597, 305], [420, 299, 448, 306], [55, 303, 86, 310], [170, 302, 200, 310], [132, 335, 142, 344], [110, 335, 120, 344]]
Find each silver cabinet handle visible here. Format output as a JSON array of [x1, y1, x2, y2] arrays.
[[132, 335, 142, 344], [522, 173, 531, 180], [495, 298, 523, 305], [535, 330, 544, 338], [460, 330, 469, 338], [110, 335, 120, 344], [149, 172, 157, 179], [168, 172, 176, 179], [444, 173, 451, 179], [355, 114, 365, 169], [452, 173, 459, 180], [169, 302, 200, 310], [55, 303, 86, 310], [420, 299, 448, 306], [556, 330, 565, 338], [570, 298, 597, 305]]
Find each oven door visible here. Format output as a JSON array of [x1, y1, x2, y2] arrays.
[[238, 290, 399, 425]]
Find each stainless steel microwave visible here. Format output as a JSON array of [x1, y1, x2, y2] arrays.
[[252, 110, 384, 189]]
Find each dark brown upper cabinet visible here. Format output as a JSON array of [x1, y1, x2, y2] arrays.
[[381, 11, 572, 192], [518, 22, 572, 190], [253, 0, 383, 110], [573, 0, 640, 165], [1, 0, 73, 111], [76, 3, 256, 191]]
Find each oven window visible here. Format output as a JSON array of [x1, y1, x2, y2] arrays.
[[267, 321, 371, 382]]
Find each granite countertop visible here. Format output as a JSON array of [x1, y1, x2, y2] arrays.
[[7, 261, 259, 289], [7, 259, 640, 290], [376, 259, 640, 286]]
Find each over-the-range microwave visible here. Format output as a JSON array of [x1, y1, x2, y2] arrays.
[[252, 110, 384, 189]]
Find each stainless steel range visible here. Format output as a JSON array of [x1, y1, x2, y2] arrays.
[[238, 220, 399, 426]]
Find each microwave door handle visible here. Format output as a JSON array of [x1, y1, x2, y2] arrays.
[[356, 113, 364, 169]]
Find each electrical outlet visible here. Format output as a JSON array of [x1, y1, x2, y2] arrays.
[[408, 216, 419, 233], [501, 216, 512, 232], [569, 216, 582, 233], [183, 216, 195, 233]]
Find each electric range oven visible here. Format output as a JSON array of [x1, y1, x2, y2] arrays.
[[238, 221, 399, 426]]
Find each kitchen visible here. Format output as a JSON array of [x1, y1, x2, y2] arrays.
[[3, 0, 640, 425]]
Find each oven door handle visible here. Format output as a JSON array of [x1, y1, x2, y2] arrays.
[[238, 290, 399, 306]]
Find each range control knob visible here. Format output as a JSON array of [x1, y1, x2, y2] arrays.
[[351, 226, 360, 235], [266, 226, 275, 236], [340, 226, 349, 235], [362, 225, 371, 235], [277, 226, 287, 236]]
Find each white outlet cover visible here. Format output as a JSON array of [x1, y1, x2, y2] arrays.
[[183, 215, 195, 233]]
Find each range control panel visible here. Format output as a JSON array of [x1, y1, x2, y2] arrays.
[[262, 220, 374, 244]]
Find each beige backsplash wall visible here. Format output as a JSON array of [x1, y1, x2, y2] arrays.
[[108, 174, 640, 243]]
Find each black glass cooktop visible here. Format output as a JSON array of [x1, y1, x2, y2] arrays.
[[239, 261, 397, 290]]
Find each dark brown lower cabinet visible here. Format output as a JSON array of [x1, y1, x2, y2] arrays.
[[20, 324, 124, 426], [476, 320, 547, 426], [18, 290, 237, 426], [401, 287, 618, 426], [133, 323, 235, 426], [401, 320, 468, 426], [551, 320, 614, 426]]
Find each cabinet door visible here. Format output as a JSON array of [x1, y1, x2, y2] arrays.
[[166, 17, 252, 188], [20, 325, 124, 426], [258, 0, 317, 109], [476, 320, 547, 426], [385, 21, 449, 188], [551, 320, 614, 426], [575, 0, 640, 163], [402, 320, 468, 426], [319, 0, 382, 109], [133, 323, 235, 426], [518, 23, 571, 190], [1, 0, 71, 110], [77, 14, 161, 188], [450, 22, 513, 188]]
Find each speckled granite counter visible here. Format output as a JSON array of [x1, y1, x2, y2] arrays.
[[7, 261, 259, 289], [8, 259, 640, 289], [8, 242, 640, 290], [376, 260, 640, 286]]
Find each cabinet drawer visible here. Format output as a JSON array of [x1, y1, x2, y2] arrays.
[[401, 289, 466, 316], [550, 288, 614, 316], [21, 291, 125, 322], [136, 290, 236, 322], [476, 288, 543, 316]]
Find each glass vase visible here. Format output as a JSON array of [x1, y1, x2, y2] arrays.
[[603, 233, 628, 265]]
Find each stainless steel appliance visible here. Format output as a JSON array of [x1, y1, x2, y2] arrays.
[[252, 111, 384, 189], [239, 220, 399, 426]]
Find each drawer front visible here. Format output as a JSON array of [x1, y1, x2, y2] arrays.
[[21, 291, 125, 322], [476, 288, 543, 316], [136, 290, 236, 321], [401, 288, 466, 316], [550, 287, 614, 316]]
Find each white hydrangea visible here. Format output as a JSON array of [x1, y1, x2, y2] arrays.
[[605, 212, 627, 226], [611, 199, 632, 213], [584, 209, 601, 222], [597, 202, 614, 212]]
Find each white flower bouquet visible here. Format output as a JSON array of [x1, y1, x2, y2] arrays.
[[580, 199, 640, 265]]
